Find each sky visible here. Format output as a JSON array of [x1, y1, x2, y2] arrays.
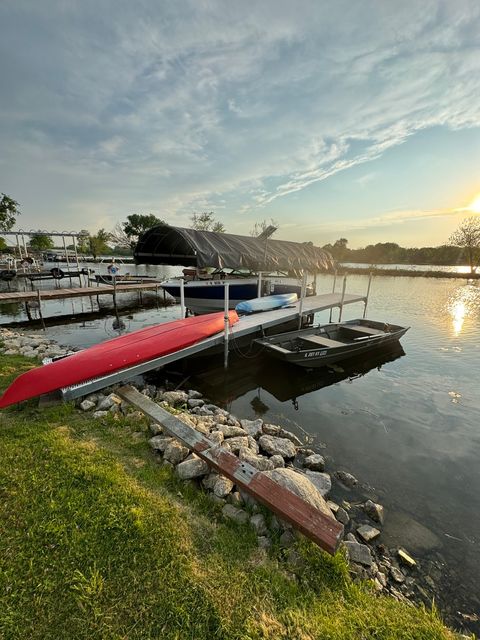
[[1, 0, 480, 248]]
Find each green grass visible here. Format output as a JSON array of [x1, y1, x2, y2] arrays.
[[0, 353, 459, 639]]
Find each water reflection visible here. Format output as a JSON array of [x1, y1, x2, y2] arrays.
[[174, 342, 406, 410], [446, 283, 480, 336]]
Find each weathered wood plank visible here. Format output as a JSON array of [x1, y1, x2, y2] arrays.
[[116, 385, 343, 555]]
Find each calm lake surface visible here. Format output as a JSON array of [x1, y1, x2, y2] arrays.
[[1, 270, 479, 631]]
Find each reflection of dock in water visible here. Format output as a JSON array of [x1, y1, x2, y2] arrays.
[[165, 342, 406, 407]]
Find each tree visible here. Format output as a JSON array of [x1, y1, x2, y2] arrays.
[[29, 234, 54, 252], [0, 193, 21, 232], [191, 212, 225, 232], [0, 237, 7, 251], [449, 216, 480, 274], [111, 214, 166, 250], [88, 229, 111, 260]]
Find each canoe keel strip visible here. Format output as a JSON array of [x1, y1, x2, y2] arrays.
[[0, 311, 238, 408]]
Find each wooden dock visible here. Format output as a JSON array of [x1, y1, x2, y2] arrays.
[[0, 282, 161, 303]]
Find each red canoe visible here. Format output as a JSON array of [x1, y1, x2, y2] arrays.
[[0, 311, 238, 408]]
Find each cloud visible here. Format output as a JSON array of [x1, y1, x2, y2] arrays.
[[1, 0, 480, 229]]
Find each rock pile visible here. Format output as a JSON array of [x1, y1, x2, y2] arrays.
[[76, 383, 424, 606], [0, 328, 74, 360]]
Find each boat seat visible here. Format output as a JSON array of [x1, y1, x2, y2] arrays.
[[344, 325, 385, 336], [300, 335, 344, 348]]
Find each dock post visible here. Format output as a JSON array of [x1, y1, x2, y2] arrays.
[[224, 283, 230, 369], [298, 271, 307, 329], [338, 274, 347, 322], [329, 269, 337, 322], [180, 277, 185, 319], [22, 234, 28, 258], [363, 272, 373, 318], [72, 235, 82, 285], [37, 290, 46, 331], [62, 236, 72, 284], [257, 272, 262, 297]]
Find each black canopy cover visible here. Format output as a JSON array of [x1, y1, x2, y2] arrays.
[[134, 225, 334, 274]]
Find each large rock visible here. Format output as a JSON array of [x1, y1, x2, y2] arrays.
[[240, 418, 263, 438], [305, 470, 332, 497], [176, 457, 210, 479], [250, 513, 268, 536], [164, 441, 189, 465], [97, 393, 122, 411], [258, 435, 296, 458], [363, 499, 385, 524], [149, 436, 173, 452], [202, 472, 219, 491], [263, 468, 334, 518], [224, 436, 249, 454], [357, 524, 380, 542], [278, 428, 303, 447], [335, 470, 358, 487], [262, 424, 281, 436], [222, 504, 249, 525], [304, 453, 325, 472], [209, 431, 224, 445], [239, 447, 274, 471], [216, 424, 247, 438], [162, 390, 189, 406], [213, 476, 234, 498], [187, 399, 204, 409], [270, 455, 285, 468], [344, 541, 373, 567], [79, 399, 96, 412]]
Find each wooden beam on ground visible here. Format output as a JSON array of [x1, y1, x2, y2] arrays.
[[116, 385, 343, 555]]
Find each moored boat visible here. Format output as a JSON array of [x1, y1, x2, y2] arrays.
[[161, 270, 309, 315], [255, 319, 409, 368]]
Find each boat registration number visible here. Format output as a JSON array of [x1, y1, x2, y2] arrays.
[[304, 350, 328, 358]]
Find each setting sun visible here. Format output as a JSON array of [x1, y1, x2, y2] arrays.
[[467, 193, 480, 213]]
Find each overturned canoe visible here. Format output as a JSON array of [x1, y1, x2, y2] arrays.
[[0, 311, 238, 408]]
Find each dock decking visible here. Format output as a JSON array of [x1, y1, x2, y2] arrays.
[[0, 282, 161, 303], [62, 290, 367, 400]]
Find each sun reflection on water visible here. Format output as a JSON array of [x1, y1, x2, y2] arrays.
[[446, 284, 480, 336]]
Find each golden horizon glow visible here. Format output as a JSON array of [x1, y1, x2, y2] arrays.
[[467, 193, 480, 213]]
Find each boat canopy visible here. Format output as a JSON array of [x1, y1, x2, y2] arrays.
[[134, 225, 334, 274]]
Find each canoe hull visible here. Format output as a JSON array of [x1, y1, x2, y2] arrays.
[[0, 311, 238, 408]]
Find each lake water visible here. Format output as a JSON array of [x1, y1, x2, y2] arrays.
[[1, 269, 479, 632]]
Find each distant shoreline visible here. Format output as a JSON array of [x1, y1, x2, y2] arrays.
[[333, 266, 479, 279]]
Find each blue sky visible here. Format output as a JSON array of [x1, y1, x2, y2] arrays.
[[1, 0, 480, 248]]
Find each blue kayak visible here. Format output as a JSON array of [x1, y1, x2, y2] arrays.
[[235, 293, 298, 315]]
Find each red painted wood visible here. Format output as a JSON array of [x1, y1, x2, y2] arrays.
[[195, 444, 342, 554], [0, 311, 238, 408]]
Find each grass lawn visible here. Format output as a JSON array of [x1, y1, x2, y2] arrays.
[[0, 353, 459, 639]]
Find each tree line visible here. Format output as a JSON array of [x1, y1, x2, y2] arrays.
[[1, 191, 479, 271]]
